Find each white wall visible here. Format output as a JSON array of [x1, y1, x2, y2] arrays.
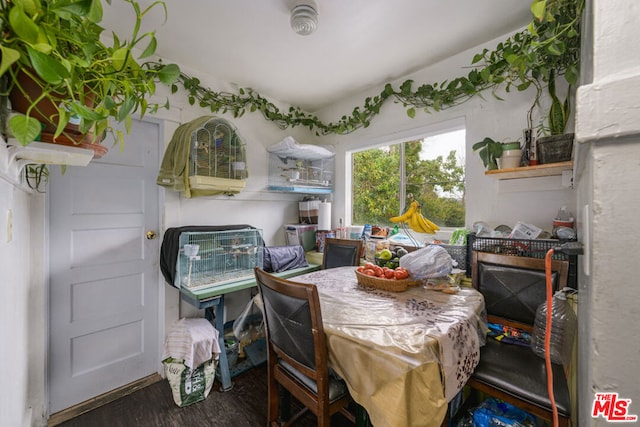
[[314, 32, 576, 235], [575, 1, 640, 425], [0, 173, 46, 427]]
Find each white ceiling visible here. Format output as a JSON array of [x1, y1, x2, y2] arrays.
[[102, 0, 532, 112]]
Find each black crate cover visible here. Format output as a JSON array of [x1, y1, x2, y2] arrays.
[[160, 225, 261, 288]]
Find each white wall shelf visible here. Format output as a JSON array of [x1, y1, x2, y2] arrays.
[[485, 161, 573, 180], [1, 137, 94, 184]]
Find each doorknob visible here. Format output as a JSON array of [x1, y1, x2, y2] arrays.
[[146, 231, 157, 240]]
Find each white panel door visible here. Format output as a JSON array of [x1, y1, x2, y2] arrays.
[[48, 119, 162, 413]]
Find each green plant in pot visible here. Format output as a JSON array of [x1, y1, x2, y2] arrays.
[[473, 138, 522, 170], [0, 0, 181, 148], [535, 69, 575, 163], [527, 0, 581, 163], [466, 0, 581, 166]]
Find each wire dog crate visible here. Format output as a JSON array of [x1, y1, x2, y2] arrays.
[[176, 229, 264, 290], [467, 233, 578, 288]]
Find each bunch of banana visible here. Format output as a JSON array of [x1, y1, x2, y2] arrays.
[[390, 200, 440, 234], [409, 209, 440, 234], [389, 201, 419, 223]]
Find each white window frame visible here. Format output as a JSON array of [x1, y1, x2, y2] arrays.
[[345, 117, 466, 242]]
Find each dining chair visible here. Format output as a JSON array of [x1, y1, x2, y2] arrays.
[[254, 267, 356, 427], [322, 238, 363, 269], [467, 251, 572, 427]]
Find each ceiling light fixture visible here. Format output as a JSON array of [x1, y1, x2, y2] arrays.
[[290, 4, 318, 36]]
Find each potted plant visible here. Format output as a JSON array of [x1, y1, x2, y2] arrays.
[[527, 0, 581, 164], [0, 0, 180, 148], [472, 138, 522, 170], [468, 0, 582, 167], [473, 137, 503, 171], [535, 70, 575, 163]]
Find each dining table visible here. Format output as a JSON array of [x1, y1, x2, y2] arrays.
[[292, 266, 487, 427]]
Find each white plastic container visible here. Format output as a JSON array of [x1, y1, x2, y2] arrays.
[[348, 225, 364, 239]]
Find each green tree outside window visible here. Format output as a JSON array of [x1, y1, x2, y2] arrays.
[[352, 135, 465, 229]]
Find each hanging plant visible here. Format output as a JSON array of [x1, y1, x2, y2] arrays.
[[158, 0, 583, 136], [0, 0, 181, 147]]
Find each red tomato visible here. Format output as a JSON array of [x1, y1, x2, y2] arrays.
[[372, 266, 384, 277], [384, 269, 396, 279], [364, 262, 376, 270], [363, 269, 376, 276], [356, 266, 365, 273], [394, 269, 409, 280]]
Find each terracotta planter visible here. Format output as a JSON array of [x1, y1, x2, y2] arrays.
[[9, 69, 95, 141]]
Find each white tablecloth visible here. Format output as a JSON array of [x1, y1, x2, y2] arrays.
[[293, 266, 486, 427]]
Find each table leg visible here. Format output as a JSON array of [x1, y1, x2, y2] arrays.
[[204, 295, 233, 391]]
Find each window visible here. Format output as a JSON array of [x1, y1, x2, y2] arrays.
[[351, 127, 465, 231]]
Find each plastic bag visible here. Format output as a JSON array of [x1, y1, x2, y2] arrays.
[[424, 269, 465, 294], [399, 245, 453, 279], [454, 398, 538, 427], [473, 398, 538, 426], [163, 358, 216, 407], [232, 294, 265, 358]]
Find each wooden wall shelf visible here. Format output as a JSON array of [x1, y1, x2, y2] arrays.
[[485, 161, 573, 180]]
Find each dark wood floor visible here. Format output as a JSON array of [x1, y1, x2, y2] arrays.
[[56, 364, 355, 427]]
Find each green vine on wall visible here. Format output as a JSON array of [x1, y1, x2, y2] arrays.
[[157, 0, 583, 136]]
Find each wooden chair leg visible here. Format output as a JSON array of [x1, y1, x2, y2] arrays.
[[278, 387, 291, 422], [267, 375, 280, 426], [318, 411, 330, 427]]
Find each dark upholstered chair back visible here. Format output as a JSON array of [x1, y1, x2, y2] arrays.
[[475, 256, 560, 328], [467, 252, 572, 427], [254, 267, 355, 426], [322, 238, 363, 269], [258, 272, 318, 371], [472, 252, 568, 330]]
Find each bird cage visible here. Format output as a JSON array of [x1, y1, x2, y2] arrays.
[[266, 137, 334, 194], [189, 117, 247, 194], [176, 229, 264, 291]]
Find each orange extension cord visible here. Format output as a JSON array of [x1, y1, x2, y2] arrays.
[[545, 248, 559, 427]]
